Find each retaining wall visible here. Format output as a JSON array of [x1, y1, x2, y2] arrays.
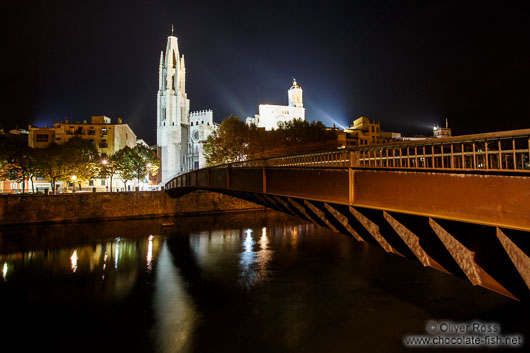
[[0, 190, 265, 225]]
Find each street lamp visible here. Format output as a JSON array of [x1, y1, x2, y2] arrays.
[[101, 159, 109, 191], [71, 175, 77, 193]]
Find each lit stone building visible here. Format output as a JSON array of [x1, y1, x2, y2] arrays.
[[156, 31, 216, 184], [28, 116, 136, 153], [27, 116, 137, 192], [336, 116, 401, 148], [433, 119, 452, 138], [246, 79, 305, 130], [189, 110, 217, 170]]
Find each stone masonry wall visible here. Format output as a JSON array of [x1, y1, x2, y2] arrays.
[[0, 190, 265, 226]]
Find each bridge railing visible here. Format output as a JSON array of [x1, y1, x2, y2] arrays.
[[167, 129, 530, 192], [226, 128, 530, 173], [356, 129, 530, 172]]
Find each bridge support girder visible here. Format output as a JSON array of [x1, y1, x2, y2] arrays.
[[349, 206, 403, 256], [497, 228, 530, 292], [324, 203, 364, 242], [429, 218, 517, 300], [383, 211, 450, 274], [303, 200, 340, 233]]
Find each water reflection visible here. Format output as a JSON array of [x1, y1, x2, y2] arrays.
[[114, 237, 120, 269], [239, 227, 273, 288], [70, 250, 78, 273], [0, 235, 164, 300], [1, 212, 525, 353], [147, 235, 154, 272], [153, 241, 196, 353]]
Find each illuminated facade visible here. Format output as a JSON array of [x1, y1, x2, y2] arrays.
[[27, 116, 138, 192], [189, 110, 218, 170], [336, 116, 401, 148], [434, 119, 452, 138], [28, 116, 136, 153], [156, 32, 216, 183], [246, 79, 305, 130]]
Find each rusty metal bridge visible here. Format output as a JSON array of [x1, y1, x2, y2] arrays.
[[166, 129, 530, 301]]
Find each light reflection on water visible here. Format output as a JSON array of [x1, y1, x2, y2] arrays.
[[70, 250, 78, 273], [0, 213, 528, 353], [154, 241, 196, 353], [147, 235, 154, 272]]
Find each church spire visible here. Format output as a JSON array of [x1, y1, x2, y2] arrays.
[[171, 24, 174, 37]]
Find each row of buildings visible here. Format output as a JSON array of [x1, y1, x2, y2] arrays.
[[1, 31, 452, 193], [1, 116, 150, 193]]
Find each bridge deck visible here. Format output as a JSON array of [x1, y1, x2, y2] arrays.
[[165, 129, 530, 300], [167, 129, 530, 231]]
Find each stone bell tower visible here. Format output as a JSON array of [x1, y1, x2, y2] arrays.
[[156, 27, 190, 184]]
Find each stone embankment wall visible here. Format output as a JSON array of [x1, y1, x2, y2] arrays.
[[0, 190, 265, 226]]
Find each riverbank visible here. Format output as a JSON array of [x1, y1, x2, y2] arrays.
[[0, 190, 265, 226]]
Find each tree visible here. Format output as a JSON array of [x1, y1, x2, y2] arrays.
[[113, 146, 136, 190], [0, 137, 39, 193], [35, 143, 69, 193], [98, 154, 120, 192], [131, 144, 160, 186], [203, 116, 253, 166], [203, 116, 339, 166], [35, 137, 99, 193]]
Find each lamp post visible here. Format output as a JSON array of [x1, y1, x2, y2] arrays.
[[71, 175, 77, 193], [145, 163, 152, 190], [101, 159, 108, 191]]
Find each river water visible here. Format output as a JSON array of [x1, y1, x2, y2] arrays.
[[0, 210, 528, 352]]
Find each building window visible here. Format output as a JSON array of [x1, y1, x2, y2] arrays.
[[101, 128, 107, 136], [88, 128, 96, 135], [89, 180, 94, 186], [101, 180, 106, 186], [99, 139, 108, 148], [36, 134, 49, 142]]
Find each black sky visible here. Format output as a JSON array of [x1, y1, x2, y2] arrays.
[[3, 0, 530, 145]]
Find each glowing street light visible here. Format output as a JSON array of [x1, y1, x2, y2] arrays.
[[101, 159, 108, 166], [71, 175, 77, 193]]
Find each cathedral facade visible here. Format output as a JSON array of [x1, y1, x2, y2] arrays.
[[156, 33, 217, 184], [246, 79, 305, 130]]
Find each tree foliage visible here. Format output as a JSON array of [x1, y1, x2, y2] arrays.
[[203, 116, 252, 165], [0, 135, 38, 193], [1, 133, 160, 193], [131, 144, 160, 184], [36, 137, 99, 193], [203, 117, 338, 166]]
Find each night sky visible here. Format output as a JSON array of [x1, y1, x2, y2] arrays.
[[4, 0, 530, 145]]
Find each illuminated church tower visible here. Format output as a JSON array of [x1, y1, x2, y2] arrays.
[[246, 78, 305, 130], [288, 78, 303, 108], [157, 28, 190, 183]]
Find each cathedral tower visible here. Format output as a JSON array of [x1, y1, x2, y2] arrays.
[[288, 78, 303, 108], [157, 29, 190, 183]]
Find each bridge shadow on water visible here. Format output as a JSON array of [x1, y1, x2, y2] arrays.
[[0, 210, 528, 353]]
